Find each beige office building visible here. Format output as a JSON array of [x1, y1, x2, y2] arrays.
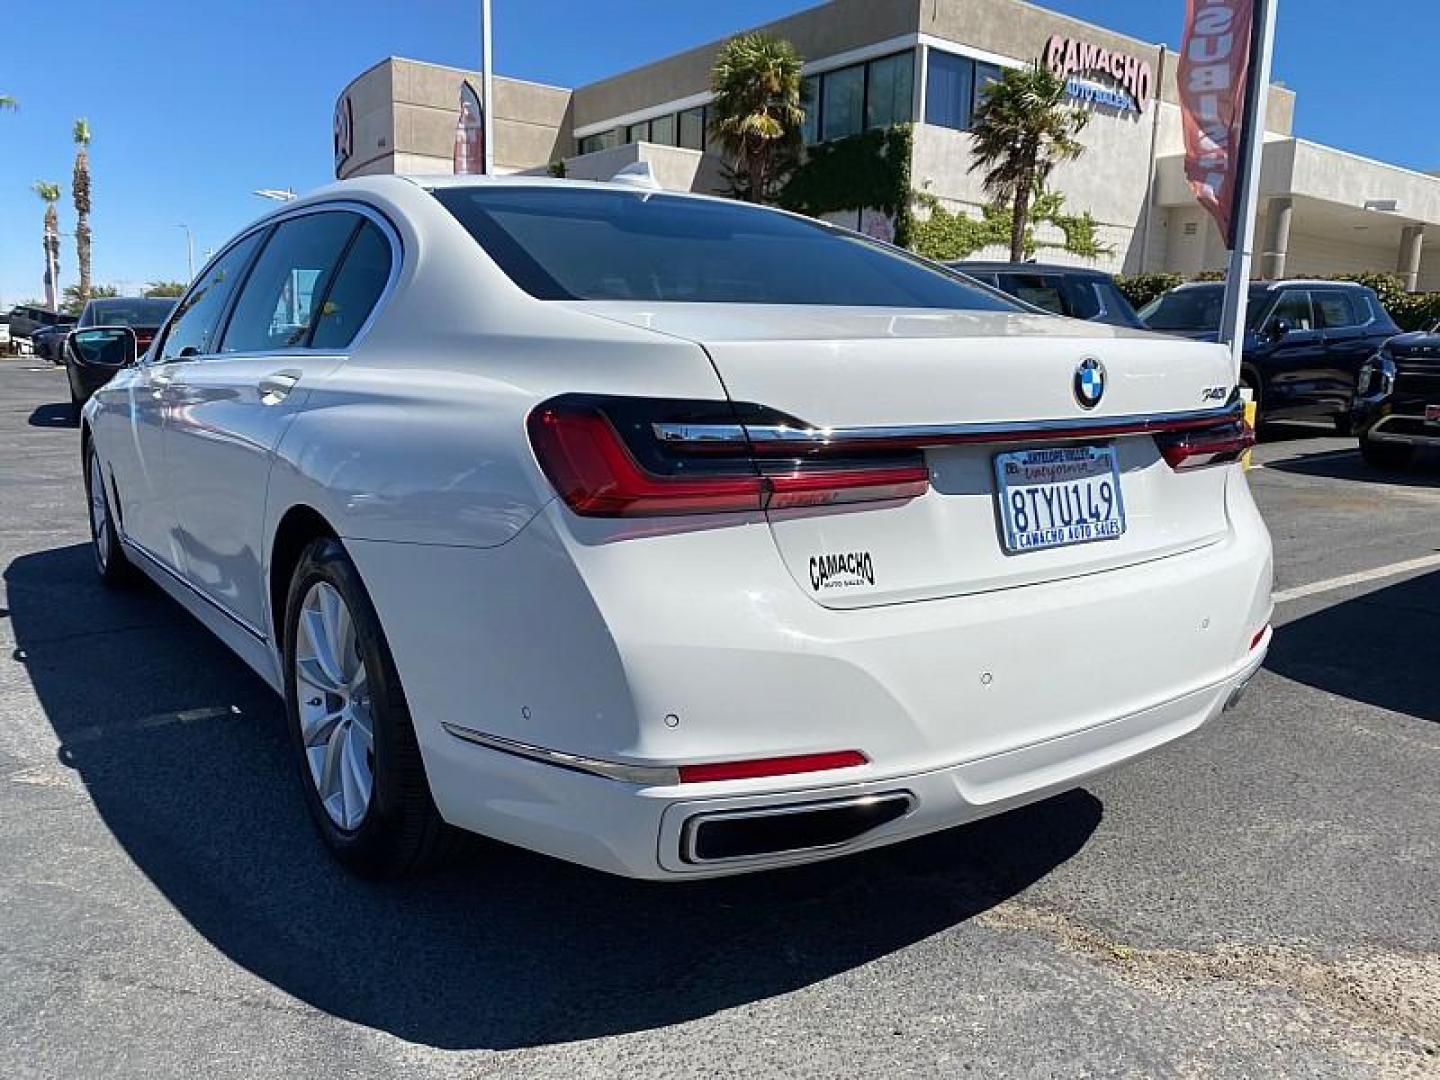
[[334, 0, 1439, 289]]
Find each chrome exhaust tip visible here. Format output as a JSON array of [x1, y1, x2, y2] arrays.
[[680, 791, 915, 865]]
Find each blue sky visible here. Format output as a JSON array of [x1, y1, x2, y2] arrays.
[[1, 0, 1434, 305]]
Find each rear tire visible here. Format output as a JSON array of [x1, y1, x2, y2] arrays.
[[283, 537, 459, 878], [84, 442, 135, 587], [1359, 436, 1413, 470]]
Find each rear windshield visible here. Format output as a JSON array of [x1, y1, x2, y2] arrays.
[[433, 186, 1020, 311], [1140, 285, 1269, 332], [90, 299, 176, 326], [988, 271, 1143, 328]]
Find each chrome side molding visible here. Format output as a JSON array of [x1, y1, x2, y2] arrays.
[[442, 722, 681, 785]]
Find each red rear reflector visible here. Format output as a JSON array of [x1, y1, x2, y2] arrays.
[[678, 750, 868, 784], [1250, 626, 1269, 651]]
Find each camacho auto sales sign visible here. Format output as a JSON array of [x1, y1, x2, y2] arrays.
[[1179, 0, 1256, 242]]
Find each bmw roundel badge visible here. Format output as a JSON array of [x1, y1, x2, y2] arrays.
[[1074, 357, 1106, 410]]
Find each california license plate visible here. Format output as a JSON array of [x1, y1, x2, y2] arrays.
[[994, 446, 1127, 554]]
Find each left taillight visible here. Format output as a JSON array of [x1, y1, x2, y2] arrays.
[[1154, 418, 1255, 472], [527, 396, 930, 518]]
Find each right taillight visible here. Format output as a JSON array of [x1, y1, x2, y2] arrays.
[[527, 396, 930, 518], [1154, 418, 1255, 471]]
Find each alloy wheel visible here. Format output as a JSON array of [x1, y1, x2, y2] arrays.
[[294, 581, 375, 830], [88, 452, 111, 571]]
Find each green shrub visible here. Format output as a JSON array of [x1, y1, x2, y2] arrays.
[[1114, 273, 1183, 310]]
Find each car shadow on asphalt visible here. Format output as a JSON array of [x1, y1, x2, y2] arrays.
[[27, 402, 78, 429], [1267, 569, 1440, 723], [1263, 447, 1440, 489], [5, 543, 1102, 1052]]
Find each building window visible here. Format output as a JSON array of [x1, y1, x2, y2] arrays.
[[650, 112, 677, 147], [578, 130, 618, 155], [624, 120, 649, 144], [801, 51, 916, 146], [974, 62, 1003, 115], [678, 106, 706, 151], [800, 74, 820, 144], [925, 51, 1007, 132], [821, 63, 865, 141], [866, 51, 914, 131]]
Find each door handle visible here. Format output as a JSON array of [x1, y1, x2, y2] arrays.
[[149, 369, 176, 399], [258, 371, 301, 406]]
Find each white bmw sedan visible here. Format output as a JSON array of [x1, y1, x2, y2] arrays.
[[80, 176, 1272, 879]]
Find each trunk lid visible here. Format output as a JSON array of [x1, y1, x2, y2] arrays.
[[572, 302, 1241, 608]]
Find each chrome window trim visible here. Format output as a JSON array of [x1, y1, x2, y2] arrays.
[[653, 403, 1243, 449], [680, 791, 916, 865], [148, 199, 403, 367]]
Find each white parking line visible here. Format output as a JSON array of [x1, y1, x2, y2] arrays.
[[1274, 553, 1440, 604]]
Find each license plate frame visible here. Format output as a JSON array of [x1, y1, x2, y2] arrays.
[[994, 445, 1127, 555]]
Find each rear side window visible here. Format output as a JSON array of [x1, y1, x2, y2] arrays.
[[221, 212, 357, 353], [434, 186, 1019, 311], [1312, 290, 1360, 329], [310, 221, 392, 349], [159, 231, 264, 361]]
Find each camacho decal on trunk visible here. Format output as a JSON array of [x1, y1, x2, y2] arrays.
[[809, 551, 876, 592]]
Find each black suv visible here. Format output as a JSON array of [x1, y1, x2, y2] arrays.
[[949, 262, 1147, 329], [1351, 320, 1440, 469], [6, 304, 71, 342], [1140, 281, 1399, 428]]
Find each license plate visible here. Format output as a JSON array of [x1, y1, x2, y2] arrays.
[[994, 446, 1126, 554], [1426, 405, 1440, 424]]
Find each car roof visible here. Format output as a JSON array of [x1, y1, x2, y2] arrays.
[[948, 261, 1114, 278], [1173, 279, 1369, 291]]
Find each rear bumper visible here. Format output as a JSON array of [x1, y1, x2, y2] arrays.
[[1353, 395, 1440, 446], [347, 468, 1273, 880], [410, 644, 1266, 879]]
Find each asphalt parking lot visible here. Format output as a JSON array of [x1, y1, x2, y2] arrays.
[[0, 359, 1435, 1078]]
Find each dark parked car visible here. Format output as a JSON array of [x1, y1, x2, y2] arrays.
[[6, 303, 70, 343], [33, 319, 77, 364], [1351, 320, 1440, 469], [948, 261, 1147, 329], [63, 296, 176, 414], [1139, 281, 1399, 428]]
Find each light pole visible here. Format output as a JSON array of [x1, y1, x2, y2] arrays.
[[175, 223, 195, 283]]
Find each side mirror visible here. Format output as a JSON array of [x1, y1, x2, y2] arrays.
[[67, 326, 138, 368], [1269, 317, 1292, 340]]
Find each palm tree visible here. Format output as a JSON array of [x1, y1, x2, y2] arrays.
[[33, 181, 62, 311], [968, 64, 1089, 263], [709, 33, 805, 203], [72, 118, 93, 306]]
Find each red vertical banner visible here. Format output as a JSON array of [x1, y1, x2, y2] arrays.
[[1179, 0, 1256, 244], [453, 81, 486, 175]]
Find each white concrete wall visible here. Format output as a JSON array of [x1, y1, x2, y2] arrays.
[[1285, 231, 1412, 280], [562, 143, 728, 196], [911, 119, 1149, 273]]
